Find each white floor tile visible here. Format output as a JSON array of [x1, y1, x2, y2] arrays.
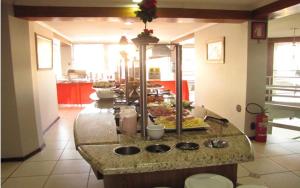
[[2, 176, 47, 188], [59, 149, 82, 160], [280, 142, 300, 153], [44, 173, 88, 188], [265, 134, 296, 144], [1, 162, 22, 178], [26, 149, 63, 162], [252, 143, 293, 157], [87, 174, 104, 188], [238, 176, 267, 186], [261, 172, 300, 188], [44, 141, 68, 150], [271, 154, 300, 171], [65, 141, 76, 150], [238, 165, 250, 178], [2, 177, 7, 184], [293, 171, 300, 177], [241, 158, 288, 175], [11, 161, 56, 177], [52, 160, 90, 175]]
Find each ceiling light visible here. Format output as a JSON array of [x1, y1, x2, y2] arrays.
[[151, 45, 171, 59], [132, 0, 142, 3], [125, 21, 133, 25], [119, 36, 129, 45]]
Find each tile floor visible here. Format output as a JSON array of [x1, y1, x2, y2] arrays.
[[1, 107, 300, 188]]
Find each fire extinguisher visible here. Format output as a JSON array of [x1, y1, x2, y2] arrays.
[[246, 103, 268, 142]]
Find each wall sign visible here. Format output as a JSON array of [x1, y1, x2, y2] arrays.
[[206, 37, 225, 64], [35, 33, 53, 70], [251, 21, 267, 40]]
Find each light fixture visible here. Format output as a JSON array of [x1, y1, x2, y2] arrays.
[[119, 36, 129, 45], [291, 27, 298, 59], [125, 21, 133, 25], [150, 45, 171, 59], [291, 28, 300, 75]]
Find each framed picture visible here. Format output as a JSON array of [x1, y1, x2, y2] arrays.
[[206, 37, 225, 64], [251, 21, 267, 40], [35, 33, 53, 70]]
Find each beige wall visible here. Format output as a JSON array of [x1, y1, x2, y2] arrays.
[[245, 22, 268, 136], [2, 2, 61, 157], [1, 14, 45, 158], [195, 23, 248, 131], [194, 22, 267, 135], [1, 1, 24, 157], [29, 22, 59, 132], [60, 45, 72, 77]]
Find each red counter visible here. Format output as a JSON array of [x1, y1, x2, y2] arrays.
[[149, 80, 189, 101], [57, 82, 94, 104], [57, 80, 189, 104]]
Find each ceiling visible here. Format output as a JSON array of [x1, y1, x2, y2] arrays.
[[40, 18, 211, 43], [34, 1, 299, 43], [268, 13, 300, 38], [15, 0, 277, 10]]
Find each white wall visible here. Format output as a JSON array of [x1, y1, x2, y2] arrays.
[[29, 22, 59, 132], [1, 11, 45, 158], [2, 1, 24, 157], [245, 22, 268, 136], [194, 22, 267, 136], [195, 23, 248, 131], [60, 44, 72, 77]]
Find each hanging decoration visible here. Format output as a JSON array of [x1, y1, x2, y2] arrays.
[[132, 0, 159, 45]]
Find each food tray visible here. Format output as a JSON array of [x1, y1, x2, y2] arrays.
[[154, 117, 210, 132]]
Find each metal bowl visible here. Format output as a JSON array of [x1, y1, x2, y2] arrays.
[[204, 139, 228, 148], [175, 142, 199, 150], [145, 144, 171, 153], [114, 146, 140, 155]]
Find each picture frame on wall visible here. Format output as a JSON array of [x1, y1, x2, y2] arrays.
[[35, 33, 53, 70], [251, 21, 267, 40], [206, 37, 225, 64]]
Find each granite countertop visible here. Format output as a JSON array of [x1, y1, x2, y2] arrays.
[[78, 134, 253, 175], [74, 103, 244, 147], [74, 102, 254, 175], [74, 102, 118, 147]]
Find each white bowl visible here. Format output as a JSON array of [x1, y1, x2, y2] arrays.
[[147, 125, 164, 140]]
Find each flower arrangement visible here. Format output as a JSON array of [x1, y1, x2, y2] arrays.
[[137, 28, 153, 38], [135, 0, 157, 25], [133, 0, 159, 44]]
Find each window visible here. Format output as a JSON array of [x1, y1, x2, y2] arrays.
[[272, 42, 300, 103], [73, 44, 104, 78]]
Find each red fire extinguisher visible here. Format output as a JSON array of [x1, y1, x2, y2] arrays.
[[255, 113, 268, 142], [246, 103, 268, 142]]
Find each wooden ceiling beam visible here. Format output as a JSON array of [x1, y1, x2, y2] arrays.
[[252, 0, 300, 19], [14, 0, 300, 21], [14, 5, 251, 21]]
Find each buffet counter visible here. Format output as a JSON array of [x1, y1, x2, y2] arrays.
[[74, 102, 254, 188], [57, 80, 190, 105], [56, 81, 94, 104]]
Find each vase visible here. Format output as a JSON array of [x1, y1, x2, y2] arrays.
[[132, 35, 159, 46]]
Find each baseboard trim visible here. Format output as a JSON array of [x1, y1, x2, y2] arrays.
[[1, 143, 45, 162], [43, 116, 60, 134]]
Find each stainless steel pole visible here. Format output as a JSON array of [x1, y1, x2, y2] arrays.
[[139, 44, 147, 138], [124, 55, 129, 102], [175, 45, 183, 136]]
